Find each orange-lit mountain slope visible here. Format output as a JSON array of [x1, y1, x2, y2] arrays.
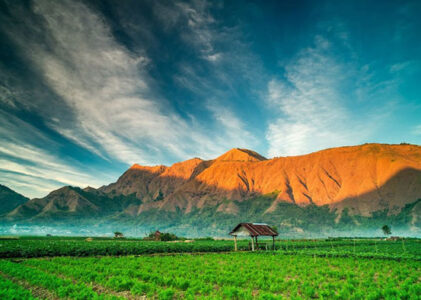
[[102, 144, 421, 216]]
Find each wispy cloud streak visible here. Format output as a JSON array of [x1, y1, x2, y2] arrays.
[[0, 110, 110, 197], [265, 35, 392, 157], [4, 0, 256, 165], [0, 0, 260, 198]]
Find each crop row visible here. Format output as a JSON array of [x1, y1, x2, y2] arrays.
[[0, 239, 242, 258], [21, 253, 421, 299], [0, 275, 38, 300], [1, 238, 419, 258], [0, 260, 122, 299]]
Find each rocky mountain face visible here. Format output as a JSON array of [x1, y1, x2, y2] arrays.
[[0, 184, 29, 215], [100, 144, 421, 217], [2, 144, 421, 236]]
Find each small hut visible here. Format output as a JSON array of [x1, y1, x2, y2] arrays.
[[229, 223, 278, 251]]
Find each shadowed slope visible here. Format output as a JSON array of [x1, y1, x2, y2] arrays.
[[0, 185, 29, 214], [6, 186, 140, 220]]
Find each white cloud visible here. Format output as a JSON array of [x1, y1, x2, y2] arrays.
[[26, 0, 177, 165], [176, 0, 219, 61], [206, 101, 257, 149], [2, 0, 257, 168], [0, 0, 262, 200], [0, 108, 117, 198], [0, 172, 54, 197], [205, 53, 222, 62], [1, 0, 247, 167], [153, 0, 218, 61], [265, 36, 375, 157], [0, 140, 109, 198]]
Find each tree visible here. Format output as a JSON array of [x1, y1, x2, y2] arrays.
[[145, 231, 178, 241], [114, 231, 124, 238], [160, 232, 178, 241], [382, 225, 391, 236]]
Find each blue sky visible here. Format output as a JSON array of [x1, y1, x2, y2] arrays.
[[0, 0, 421, 198]]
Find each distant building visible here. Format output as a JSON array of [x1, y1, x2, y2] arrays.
[[229, 223, 278, 251]]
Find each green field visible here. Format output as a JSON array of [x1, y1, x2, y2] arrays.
[[0, 237, 420, 260], [0, 238, 420, 299]]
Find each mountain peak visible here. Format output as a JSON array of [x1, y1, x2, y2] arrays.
[[129, 164, 166, 172], [216, 148, 267, 162], [83, 186, 97, 193], [47, 186, 79, 196]]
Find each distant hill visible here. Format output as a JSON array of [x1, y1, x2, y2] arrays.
[[2, 144, 421, 237], [0, 185, 29, 215], [7, 186, 140, 221]]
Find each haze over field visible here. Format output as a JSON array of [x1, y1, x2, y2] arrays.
[[1, 0, 421, 237]]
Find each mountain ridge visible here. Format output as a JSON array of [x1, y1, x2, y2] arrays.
[[97, 143, 421, 216], [2, 143, 421, 236]]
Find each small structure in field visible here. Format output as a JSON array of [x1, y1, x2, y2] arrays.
[[154, 230, 161, 241], [229, 223, 278, 251]]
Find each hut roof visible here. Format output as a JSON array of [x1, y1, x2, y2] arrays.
[[229, 223, 278, 237]]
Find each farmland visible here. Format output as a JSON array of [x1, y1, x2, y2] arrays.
[[0, 237, 236, 258], [0, 238, 420, 299], [0, 236, 420, 260]]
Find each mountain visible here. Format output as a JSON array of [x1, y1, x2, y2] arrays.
[[100, 143, 421, 215], [7, 186, 140, 221], [2, 143, 421, 236], [0, 185, 29, 215]]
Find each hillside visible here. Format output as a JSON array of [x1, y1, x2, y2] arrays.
[[7, 186, 140, 221], [3, 144, 421, 236], [101, 144, 421, 216], [0, 185, 29, 215]]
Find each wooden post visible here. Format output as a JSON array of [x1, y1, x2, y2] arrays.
[[255, 236, 258, 250], [234, 235, 237, 251], [272, 236, 275, 250], [251, 236, 255, 251]]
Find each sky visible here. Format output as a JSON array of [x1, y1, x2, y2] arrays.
[[0, 0, 421, 198]]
